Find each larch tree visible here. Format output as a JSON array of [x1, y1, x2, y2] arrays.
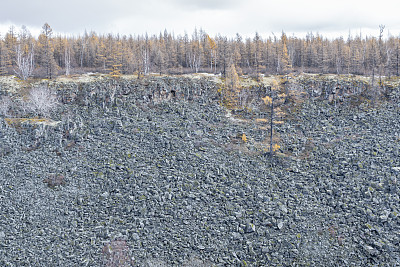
[[318, 37, 331, 73], [350, 40, 362, 75], [206, 34, 217, 72], [244, 37, 253, 72], [234, 33, 247, 70], [162, 30, 173, 70], [86, 32, 99, 68], [393, 37, 400, 76], [106, 38, 123, 78], [53, 36, 65, 68], [253, 32, 263, 74], [218, 35, 229, 75], [232, 36, 242, 75], [76, 32, 89, 69], [280, 32, 292, 74], [224, 62, 241, 108], [38, 23, 57, 78], [1, 25, 400, 78], [95, 39, 107, 71], [0, 40, 10, 75], [4, 26, 17, 69], [127, 35, 140, 74], [153, 44, 166, 75], [263, 37, 273, 72], [153, 33, 166, 74]]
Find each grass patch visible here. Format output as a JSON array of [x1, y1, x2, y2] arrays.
[[4, 117, 60, 131]]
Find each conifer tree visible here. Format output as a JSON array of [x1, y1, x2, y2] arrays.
[[0, 40, 10, 75], [4, 26, 17, 69], [280, 32, 292, 74], [38, 23, 57, 78], [0, 25, 400, 77], [206, 34, 217, 72]]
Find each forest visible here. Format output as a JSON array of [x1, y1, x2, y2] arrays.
[[0, 23, 399, 80]]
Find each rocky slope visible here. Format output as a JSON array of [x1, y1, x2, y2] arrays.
[[0, 75, 399, 266]]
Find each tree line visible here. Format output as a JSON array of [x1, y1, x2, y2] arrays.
[[0, 23, 399, 79]]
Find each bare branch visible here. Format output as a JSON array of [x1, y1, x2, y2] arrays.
[[26, 86, 59, 117]]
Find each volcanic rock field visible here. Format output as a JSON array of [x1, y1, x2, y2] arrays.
[[0, 75, 399, 266]]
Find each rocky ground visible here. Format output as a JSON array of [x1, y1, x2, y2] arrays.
[[0, 76, 399, 266]]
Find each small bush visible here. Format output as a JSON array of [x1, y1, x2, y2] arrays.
[[26, 86, 59, 117]]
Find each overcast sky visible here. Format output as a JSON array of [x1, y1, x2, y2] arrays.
[[0, 0, 399, 39]]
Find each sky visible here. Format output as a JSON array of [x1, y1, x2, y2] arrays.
[[0, 0, 399, 39]]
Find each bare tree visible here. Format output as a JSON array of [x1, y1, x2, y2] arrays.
[[188, 48, 201, 73], [378, 25, 385, 84], [65, 45, 71, 76], [140, 34, 151, 76], [14, 44, 34, 80], [26, 86, 58, 116], [188, 29, 203, 73], [77, 33, 88, 69]]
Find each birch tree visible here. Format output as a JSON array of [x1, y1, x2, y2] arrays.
[[378, 25, 385, 84], [140, 34, 151, 75], [14, 43, 34, 80], [65, 43, 72, 76]]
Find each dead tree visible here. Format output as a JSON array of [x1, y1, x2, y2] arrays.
[[378, 25, 385, 86]]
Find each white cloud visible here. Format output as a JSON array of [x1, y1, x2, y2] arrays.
[[0, 0, 399, 38], [0, 22, 41, 37]]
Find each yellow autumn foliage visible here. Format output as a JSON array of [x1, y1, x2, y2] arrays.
[[262, 95, 272, 105], [242, 133, 247, 142], [273, 144, 281, 151]]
